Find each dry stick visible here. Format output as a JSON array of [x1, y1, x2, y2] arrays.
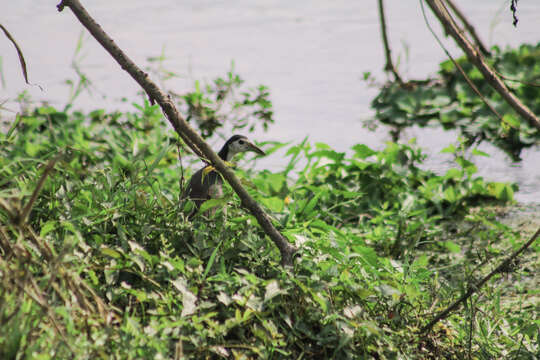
[[56, 0, 297, 266], [377, 0, 404, 85], [443, 0, 490, 56], [421, 227, 540, 333], [177, 142, 187, 202], [424, 0, 540, 130]]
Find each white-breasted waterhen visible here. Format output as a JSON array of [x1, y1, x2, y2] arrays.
[[184, 135, 265, 218]]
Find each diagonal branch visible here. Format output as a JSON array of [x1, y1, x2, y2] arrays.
[[56, 0, 297, 266], [421, 227, 540, 333], [424, 0, 540, 131], [443, 0, 490, 56]]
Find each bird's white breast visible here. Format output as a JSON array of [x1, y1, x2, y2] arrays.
[[208, 183, 223, 199]]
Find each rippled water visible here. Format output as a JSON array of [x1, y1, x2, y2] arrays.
[[1, 0, 539, 201]]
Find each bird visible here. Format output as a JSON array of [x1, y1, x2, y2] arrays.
[[184, 135, 265, 218]]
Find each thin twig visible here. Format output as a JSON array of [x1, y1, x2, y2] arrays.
[[493, 70, 540, 88], [0, 24, 30, 85], [466, 297, 474, 360], [177, 141, 186, 202], [377, 0, 404, 85], [420, 227, 540, 333]]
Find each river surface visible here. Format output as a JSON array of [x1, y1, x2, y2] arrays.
[[1, 1, 539, 202]]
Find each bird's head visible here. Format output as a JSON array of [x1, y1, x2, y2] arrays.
[[219, 135, 266, 161]]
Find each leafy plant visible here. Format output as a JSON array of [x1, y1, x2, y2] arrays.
[[0, 98, 537, 359], [177, 66, 274, 138]]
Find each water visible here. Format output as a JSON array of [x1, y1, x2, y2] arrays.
[[1, 0, 539, 201]]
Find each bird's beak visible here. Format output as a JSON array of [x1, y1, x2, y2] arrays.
[[247, 142, 266, 156]]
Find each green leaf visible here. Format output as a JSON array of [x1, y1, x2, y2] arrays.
[[471, 148, 490, 157], [171, 278, 197, 317], [217, 292, 232, 306], [310, 291, 328, 313], [260, 196, 284, 212], [100, 246, 123, 259], [352, 144, 376, 159], [257, 141, 289, 156], [264, 280, 283, 302], [413, 255, 429, 268], [443, 187, 457, 202], [488, 183, 514, 202], [199, 197, 228, 213], [440, 59, 454, 73], [40, 221, 57, 237], [302, 194, 320, 216], [312, 149, 344, 162], [203, 238, 223, 279], [442, 241, 461, 253], [444, 168, 462, 180], [146, 141, 172, 175], [502, 113, 520, 129], [396, 95, 416, 113], [440, 144, 456, 154], [265, 173, 286, 193]]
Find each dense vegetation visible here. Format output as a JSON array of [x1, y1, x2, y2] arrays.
[[0, 48, 538, 359]]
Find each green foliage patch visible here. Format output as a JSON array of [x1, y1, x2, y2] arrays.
[[178, 68, 274, 138], [0, 99, 538, 359]]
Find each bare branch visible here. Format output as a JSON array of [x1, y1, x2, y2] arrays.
[[423, 0, 540, 130], [56, 0, 297, 265]]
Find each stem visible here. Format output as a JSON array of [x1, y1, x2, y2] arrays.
[[377, 0, 404, 85]]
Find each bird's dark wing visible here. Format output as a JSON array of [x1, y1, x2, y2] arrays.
[[184, 166, 223, 215]]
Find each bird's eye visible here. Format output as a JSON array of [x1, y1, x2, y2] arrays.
[[238, 140, 245, 145]]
